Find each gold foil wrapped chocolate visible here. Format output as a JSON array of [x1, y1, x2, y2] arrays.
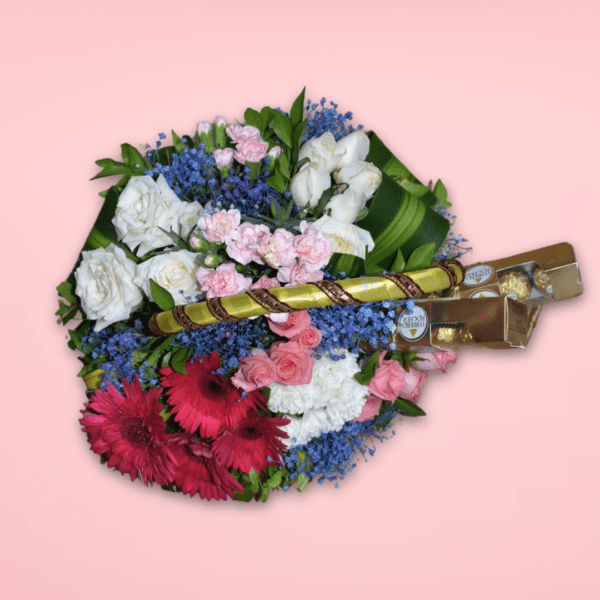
[[533, 266, 552, 295], [498, 270, 531, 302]]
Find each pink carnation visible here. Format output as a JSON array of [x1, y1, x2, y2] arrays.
[[251, 275, 280, 290], [278, 262, 325, 286], [267, 310, 312, 338], [291, 325, 322, 349], [354, 396, 383, 423], [258, 228, 297, 269], [214, 147, 234, 169], [197, 209, 241, 244], [226, 124, 261, 143], [413, 350, 458, 374], [293, 221, 333, 272], [196, 263, 252, 299], [269, 340, 314, 386], [234, 139, 269, 164], [231, 349, 277, 392], [226, 222, 270, 265]]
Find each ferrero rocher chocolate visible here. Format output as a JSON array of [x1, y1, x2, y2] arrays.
[[458, 325, 474, 344], [498, 270, 531, 302], [533, 266, 552, 295], [431, 326, 458, 346]]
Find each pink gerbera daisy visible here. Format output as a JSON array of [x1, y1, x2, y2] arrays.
[[213, 411, 291, 473], [167, 434, 244, 501], [80, 378, 176, 486], [159, 351, 266, 439]]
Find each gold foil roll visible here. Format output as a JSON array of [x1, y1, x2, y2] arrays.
[[533, 266, 552, 295], [150, 260, 465, 336], [498, 270, 531, 301]]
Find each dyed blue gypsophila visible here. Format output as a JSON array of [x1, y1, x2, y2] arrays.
[[174, 317, 272, 373], [80, 321, 161, 392], [432, 203, 472, 262], [303, 97, 363, 143], [308, 299, 412, 359], [144, 144, 283, 219], [283, 405, 402, 485]]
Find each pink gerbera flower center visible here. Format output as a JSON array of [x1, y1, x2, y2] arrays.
[[121, 417, 151, 448]]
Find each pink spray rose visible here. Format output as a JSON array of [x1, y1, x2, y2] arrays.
[[291, 325, 322, 349], [234, 139, 269, 165], [226, 222, 270, 265], [269, 340, 314, 386], [367, 352, 409, 401], [258, 228, 297, 269], [196, 263, 252, 299], [197, 209, 241, 244], [226, 124, 261, 143], [401, 368, 427, 402], [267, 310, 312, 338], [413, 350, 458, 374], [354, 395, 383, 423], [231, 349, 277, 392], [293, 221, 333, 272], [213, 147, 234, 169], [277, 262, 325, 285]]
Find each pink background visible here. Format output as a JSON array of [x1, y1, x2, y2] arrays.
[[2, 1, 598, 598]]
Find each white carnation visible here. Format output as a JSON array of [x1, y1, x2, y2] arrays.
[[134, 250, 203, 306], [74, 244, 143, 332], [268, 351, 369, 447], [112, 175, 198, 257]]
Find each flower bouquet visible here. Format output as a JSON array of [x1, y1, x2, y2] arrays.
[[57, 89, 577, 502]]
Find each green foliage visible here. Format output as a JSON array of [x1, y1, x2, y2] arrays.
[[149, 279, 176, 311], [405, 242, 436, 272], [394, 398, 426, 417], [354, 350, 381, 385]]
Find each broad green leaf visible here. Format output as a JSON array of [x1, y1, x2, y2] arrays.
[[290, 87, 306, 126], [260, 486, 270, 502], [405, 242, 436, 272], [172, 130, 184, 154], [234, 489, 255, 502], [170, 347, 191, 375], [57, 281, 78, 304], [354, 350, 381, 385], [398, 180, 430, 198], [433, 179, 451, 207], [260, 106, 273, 129], [394, 398, 426, 417], [294, 120, 307, 148], [297, 472, 309, 492], [91, 159, 134, 180], [149, 279, 176, 311], [272, 112, 293, 147], [267, 470, 284, 489], [120, 143, 148, 170], [266, 173, 287, 194], [279, 153, 291, 179], [248, 468, 260, 489], [390, 248, 406, 273], [244, 108, 262, 130]]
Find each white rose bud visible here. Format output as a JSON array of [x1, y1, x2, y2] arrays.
[[133, 250, 203, 306], [334, 129, 370, 169], [334, 161, 382, 201], [75, 244, 143, 332], [175, 201, 204, 240], [112, 175, 183, 257], [298, 132, 342, 173], [290, 162, 332, 208], [312, 215, 375, 260], [324, 188, 366, 223]]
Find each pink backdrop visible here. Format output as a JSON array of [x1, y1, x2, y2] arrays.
[[2, 1, 598, 598]]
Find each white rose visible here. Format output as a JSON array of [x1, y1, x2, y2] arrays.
[[312, 215, 375, 260], [134, 250, 203, 306], [334, 161, 382, 201], [334, 129, 370, 169], [298, 132, 342, 173], [75, 244, 143, 332], [290, 162, 331, 208], [112, 175, 184, 257], [324, 188, 366, 223], [175, 201, 204, 240]]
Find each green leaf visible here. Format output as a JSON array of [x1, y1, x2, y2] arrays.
[[279, 152, 291, 179], [326, 253, 365, 279], [294, 120, 307, 148], [297, 472, 309, 492], [91, 159, 135, 180], [260, 387, 271, 401], [248, 468, 260, 490], [260, 106, 273, 128], [365, 264, 386, 276], [267, 470, 284, 489], [57, 281, 78, 304], [311, 186, 338, 219], [394, 398, 426, 417], [170, 347, 191, 375], [68, 329, 85, 351], [120, 143, 148, 170], [157, 226, 188, 249], [405, 242, 436, 272], [61, 306, 79, 325], [149, 279, 175, 311], [147, 335, 175, 366], [244, 108, 262, 130], [172, 130, 184, 154], [290, 87, 306, 126], [272, 112, 293, 147], [354, 350, 381, 385], [398, 180, 430, 198], [234, 489, 255, 502], [433, 179, 451, 207], [390, 248, 406, 273], [266, 173, 287, 194], [260, 486, 271, 502]]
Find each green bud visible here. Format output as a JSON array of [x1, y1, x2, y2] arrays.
[[189, 235, 210, 253], [203, 252, 221, 268]]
